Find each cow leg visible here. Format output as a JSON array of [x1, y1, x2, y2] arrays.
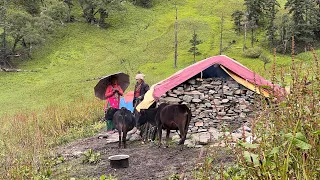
[[123, 130, 127, 149], [118, 130, 122, 148], [157, 125, 162, 148], [151, 126, 157, 141], [178, 126, 186, 145], [165, 129, 170, 148]]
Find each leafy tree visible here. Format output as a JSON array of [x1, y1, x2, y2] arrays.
[[13, 0, 42, 15], [43, 1, 69, 25], [188, 29, 202, 63], [6, 11, 33, 53], [79, 0, 123, 27], [231, 10, 244, 35], [0, 0, 8, 67], [63, 0, 75, 22], [259, 54, 271, 71]]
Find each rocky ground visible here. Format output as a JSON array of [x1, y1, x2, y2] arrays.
[[54, 129, 237, 179]]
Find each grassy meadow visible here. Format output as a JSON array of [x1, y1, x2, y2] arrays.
[[0, 0, 319, 178]]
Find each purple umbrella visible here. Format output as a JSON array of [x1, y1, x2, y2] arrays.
[[94, 72, 130, 100]]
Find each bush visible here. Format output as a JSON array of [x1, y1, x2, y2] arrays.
[[133, 0, 153, 8], [242, 47, 262, 58]]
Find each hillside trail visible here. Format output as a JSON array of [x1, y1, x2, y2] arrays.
[[54, 130, 234, 179]]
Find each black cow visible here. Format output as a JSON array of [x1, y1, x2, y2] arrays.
[[156, 104, 191, 149], [135, 103, 169, 142], [107, 107, 136, 148]]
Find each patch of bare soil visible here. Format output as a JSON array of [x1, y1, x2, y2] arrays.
[[54, 132, 234, 179]]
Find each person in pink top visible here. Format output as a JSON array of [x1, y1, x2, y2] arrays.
[[105, 76, 123, 133]]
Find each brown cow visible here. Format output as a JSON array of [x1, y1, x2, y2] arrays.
[[156, 104, 191, 149]]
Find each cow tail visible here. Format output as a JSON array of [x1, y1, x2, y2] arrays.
[[185, 106, 192, 132]]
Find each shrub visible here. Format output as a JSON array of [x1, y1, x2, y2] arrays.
[[242, 47, 262, 58]]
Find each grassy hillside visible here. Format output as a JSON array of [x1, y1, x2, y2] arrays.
[[0, 0, 319, 116]]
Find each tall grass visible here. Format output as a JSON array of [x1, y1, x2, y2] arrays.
[[195, 44, 320, 179], [0, 98, 104, 179]]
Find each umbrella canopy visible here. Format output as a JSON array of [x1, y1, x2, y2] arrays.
[[94, 72, 130, 100]]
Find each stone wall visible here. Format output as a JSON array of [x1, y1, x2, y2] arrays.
[[159, 77, 258, 134]]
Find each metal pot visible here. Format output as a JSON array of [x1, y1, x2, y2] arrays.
[[108, 155, 130, 168]]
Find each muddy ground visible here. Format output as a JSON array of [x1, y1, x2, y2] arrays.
[[54, 131, 235, 179]]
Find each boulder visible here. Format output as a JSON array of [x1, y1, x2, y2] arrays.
[[199, 132, 211, 145]]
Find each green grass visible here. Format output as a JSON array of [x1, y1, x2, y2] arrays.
[[0, 0, 319, 115]]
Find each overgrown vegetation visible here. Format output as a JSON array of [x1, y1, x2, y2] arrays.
[[194, 45, 320, 179], [0, 99, 104, 179]]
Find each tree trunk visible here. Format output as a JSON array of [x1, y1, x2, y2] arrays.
[[174, 3, 178, 68], [251, 28, 254, 47], [219, 13, 224, 55], [12, 37, 21, 53], [243, 19, 247, 51], [193, 45, 196, 63]]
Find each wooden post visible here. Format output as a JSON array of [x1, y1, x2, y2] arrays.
[[174, 2, 178, 69]]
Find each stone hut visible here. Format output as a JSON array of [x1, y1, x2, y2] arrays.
[[136, 55, 284, 133]]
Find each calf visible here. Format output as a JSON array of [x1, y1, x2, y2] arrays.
[[108, 107, 136, 148], [135, 103, 169, 142], [156, 104, 191, 149]]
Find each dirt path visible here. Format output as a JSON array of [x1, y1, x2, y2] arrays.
[[54, 131, 234, 179]]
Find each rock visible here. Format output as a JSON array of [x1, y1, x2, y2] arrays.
[[209, 90, 216, 94], [172, 135, 180, 142], [192, 99, 202, 103], [224, 90, 233, 96], [72, 151, 83, 157], [239, 113, 246, 118], [221, 116, 232, 120], [217, 112, 226, 116], [183, 95, 193, 102], [191, 133, 200, 142], [198, 129, 207, 133], [185, 139, 196, 148], [221, 99, 229, 103], [164, 97, 181, 103], [204, 84, 214, 89], [208, 127, 219, 134], [195, 121, 204, 127], [205, 103, 212, 108], [198, 132, 211, 145], [239, 105, 247, 110], [189, 79, 196, 85], [223, 85, 229, 90], [129, 133, 141, 141], [234, 89, 241, 95], [173, 90, 183, 95], [195, 145, 203, 148], [177, 87, 184, 91], [168, 93, 178, 97]]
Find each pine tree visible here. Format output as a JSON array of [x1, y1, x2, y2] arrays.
[[244, 0, 267, 47], [188, 29, 202, 63], [231, 10, 244, 35], [285, 0, 318, 48], [265, 0, 280, 46]]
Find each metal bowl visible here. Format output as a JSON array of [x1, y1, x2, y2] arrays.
[[108, 154, 130, 168]]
